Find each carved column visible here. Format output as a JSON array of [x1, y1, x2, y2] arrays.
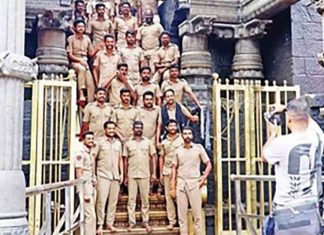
[[232, 19, 271, 79], [36, 11, 69, 75], [315, 0, 324, 67], [0, 0, 38, 233]]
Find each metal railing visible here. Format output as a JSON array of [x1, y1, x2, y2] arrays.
[[26, 179, 85, 235]]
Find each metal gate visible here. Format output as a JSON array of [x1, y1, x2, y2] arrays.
[[212, 79, 300, 234], [23, 74, 78, 234]]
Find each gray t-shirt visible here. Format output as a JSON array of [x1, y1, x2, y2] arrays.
[[264, 130, 319, 205]]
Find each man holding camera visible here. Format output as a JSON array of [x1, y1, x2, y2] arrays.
[[262, 98, 322, 235]]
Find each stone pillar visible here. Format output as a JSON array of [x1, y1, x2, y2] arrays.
[[232, 38, 264, 79], [36, 11, 69, 75], [315, 0, 324, 67], [0, 0, 38, 233], [181, 33, 212, 106]]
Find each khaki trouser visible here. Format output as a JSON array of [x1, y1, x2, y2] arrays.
[[127, 177, 150, 225], [143, 49, 158, 74], [80, 194, 96, 235], [177, 182, 202, 235], [71, 62, 95, 102], [163, 174, 177, 225], [96, 177, 120, 226], [151, 69, 170, 85]]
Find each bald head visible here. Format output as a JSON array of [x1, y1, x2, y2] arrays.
[[286, 98, 309, 121], [144, 9, 154, 23]]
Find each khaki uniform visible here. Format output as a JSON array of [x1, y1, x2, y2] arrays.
[[136, 22, 164, 71], [67, 34, 95, 101], [86, 0, 115, 20], [93, 137, 122, 226], [161, 78, 192, 103], [120, 46, 145, 87], [108, 78, 130, 106], [135, 82, 161, 107], [83, 101, 113, 139], [173, 144, 210, 235], [142, 0, 159, 15], [138, 106, 161, 143], [152, 43, 180, 84], [115, 15, 138, 49], [93, 50, 121, 86], [87, 18, 113, 46], [74, 144, 96, 235], [123, 137, 156, 225], [111, 105, 139, 140], [160, 134, 183, 225]]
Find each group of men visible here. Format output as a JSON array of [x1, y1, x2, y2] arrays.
[[69, 1, 212, 234]]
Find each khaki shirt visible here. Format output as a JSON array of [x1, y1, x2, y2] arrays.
[[115, 15, 138, 48], [137, 22, 164, 51], [87, 18, 113, 46], [94, 50, 121, 85], [111, 105, 139, 140], [173, 144, 210, 190], [161, 78, 192, 103], [154, 43, 180, 64], [108, 78, 128, 106], [93, 137, 122, 180], [142, 0, 158, 14], [135, 82, 161, 106], [160, 134, 183, 175], [123, 137, 156, 178], [67, 34, 92, 57], [138, 106, 161, 142], [74, 143, 94, 196], [166, 103, 191, 120], [120, 46, 144, 85], [83, 102, 114, 139]]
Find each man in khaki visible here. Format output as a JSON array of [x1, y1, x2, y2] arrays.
[[161, 64, 201, 107], [74, 131, 96, 235], [159, 119, 183, 230], [123, 121, 157, 232], [135, 66, 161, 107], [120, 30, 145, 87], [81, 87, 114, 139], [92, 121, 123, 234], [171, 127, 212, 235], [114, 2, 138, 49], [67, 19, 101, 103], [111, 88, 139, 142], [86, 0, 117, 21], [102, 63, 136, 106], [141, 0, 161, 22], [86, 3, 113, 47], [93, 34, 121, 87], [137, 9, 164, 72], [152, 31, 180, 84]]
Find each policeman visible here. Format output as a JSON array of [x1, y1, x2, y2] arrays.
[[123, 121, 157, 233], [93, 121, 123, 234], [171, 126, 212, 235], [74, 131, 96, 235], [159, 119, 183, 230]]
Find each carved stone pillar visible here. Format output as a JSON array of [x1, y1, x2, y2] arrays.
[[231, 19, 271, 79], [36, 11, 69, 75], [181, 33, 212, 106], [232, 38, 263, 79], [0, 0, 38, 233]]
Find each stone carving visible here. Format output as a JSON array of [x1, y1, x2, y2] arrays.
[[315, 0, 324, 14], [0, 226, 28, 235], [0, 51, 38, 81]]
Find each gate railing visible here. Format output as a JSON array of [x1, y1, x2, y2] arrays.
[[212, 78, 300, 234], [23, 73, 78, 234], [26, 179, 85, 235]]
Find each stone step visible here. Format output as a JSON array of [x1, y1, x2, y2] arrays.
[[116, 195, 168, 212], [103, 226, 180, 235]]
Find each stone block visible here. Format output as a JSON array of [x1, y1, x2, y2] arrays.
[[292, 58, 306, 75], [305, 58, 324, 76], [291, 22, 323, 41], [291, 0, 321, 23], [292, 39, 322, 57], [294, 75, 324, 94]]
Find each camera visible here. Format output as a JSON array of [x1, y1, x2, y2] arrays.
[[264, 106, 286, 126]]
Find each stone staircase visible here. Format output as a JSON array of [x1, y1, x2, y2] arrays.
[[103, 195, 180, 234]]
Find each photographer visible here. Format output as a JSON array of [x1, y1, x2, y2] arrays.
[[262, 98, 322, 235]]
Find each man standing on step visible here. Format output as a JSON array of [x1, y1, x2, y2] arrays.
[[160, 119, 183, 230], [123, 121, 157, 233], [74, 131, 96, 235], [93, 121, 123, 234], [171, 126, 212, 235]]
